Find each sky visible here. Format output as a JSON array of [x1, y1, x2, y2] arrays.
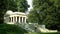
[[26, 0, 33, 14], [27, 0, 33, 11]]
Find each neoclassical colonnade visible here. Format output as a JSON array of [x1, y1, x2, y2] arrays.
[[9, 16, 26, 23]]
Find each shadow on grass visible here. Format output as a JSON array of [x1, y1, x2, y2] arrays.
[[0, 23, 28, 34]]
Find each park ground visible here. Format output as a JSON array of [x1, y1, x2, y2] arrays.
[[0, 23, 60, 34]]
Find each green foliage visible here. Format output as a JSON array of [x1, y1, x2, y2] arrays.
[[28, 9, 39, 23], [13, 0, 29, 12], [0, 0, 29, 23], [0, 0, 29, 12], [28, 0, 60, 30], [0, 24, 27, 34]]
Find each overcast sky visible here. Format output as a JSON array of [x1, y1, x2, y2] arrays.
[[26, 0, 33, 11], [26, 0, 33, 14]]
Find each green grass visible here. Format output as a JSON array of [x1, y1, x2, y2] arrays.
[[39, 32, 60, 34], [26, 32, 60, 34], [0, 23, 60, 34], [0, 23, 27, 34]]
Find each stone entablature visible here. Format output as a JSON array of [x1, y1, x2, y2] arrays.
[[4, 10, 27, 24]]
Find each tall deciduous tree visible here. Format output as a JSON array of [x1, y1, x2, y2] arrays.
[[28, 0, 60, 30], [0, 0, 29, 24], [15, 0, 29, 12]]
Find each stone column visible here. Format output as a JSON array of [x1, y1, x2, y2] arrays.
[[25, 17, 26, 23], [19, 17, 20, 23], [13, 17, 14, 22], [11, 17, 12, 22], [22, 17, 23, 23], [16, 16, 17, 22], [12, 17, 13, 22]]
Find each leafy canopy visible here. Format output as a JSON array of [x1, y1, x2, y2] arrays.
[[0, 0, 29, 23], [28, 0, 60, 30]]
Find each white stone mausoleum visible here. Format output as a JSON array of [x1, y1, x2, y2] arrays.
[[4, 10, 58, 32], [4, 10, 27, 24]]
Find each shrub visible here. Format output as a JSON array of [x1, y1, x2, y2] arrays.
[[0, 23, 27, 34]]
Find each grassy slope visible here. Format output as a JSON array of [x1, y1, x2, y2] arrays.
[[27, 32, 60, 34], [0, 24, 27, 34], [0, 24, 60, 34]]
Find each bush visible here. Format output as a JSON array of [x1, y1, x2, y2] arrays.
[[0, 23, 27, 34]]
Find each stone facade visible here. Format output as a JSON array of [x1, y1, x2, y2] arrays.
[[4, 10, 27, 24], [4, 10, 58, 32]]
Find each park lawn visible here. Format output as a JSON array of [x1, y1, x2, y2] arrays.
[[25, 32, 60, 34], [0, 23, 60, 34], [40, 32, 60, 34], [0, 23, 27, 34]]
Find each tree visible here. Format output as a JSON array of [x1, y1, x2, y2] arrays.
[[28, 9, 39, 23], [28, 0, 60, 30], [15, 0, 29, 12], [0, 0, 29, 24], [5, 0, 29, 12]]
